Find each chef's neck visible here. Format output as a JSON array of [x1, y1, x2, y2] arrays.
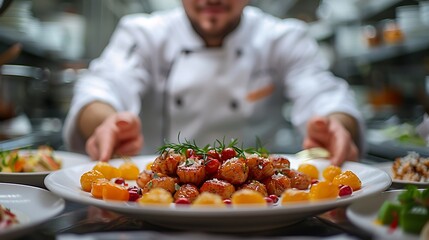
[[205, 38, 223, 47], [192, 17, 242, 48]]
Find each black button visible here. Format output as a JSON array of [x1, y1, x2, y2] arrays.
[[230, 100, 239, 110], [182, 49, 192, 55], [236, 49, 242, 58], [175, 97, 183, 107]]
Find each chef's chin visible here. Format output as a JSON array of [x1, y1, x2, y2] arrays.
[[199, 17, 227, 35]]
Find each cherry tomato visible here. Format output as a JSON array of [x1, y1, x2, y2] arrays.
[[186, 149, 195, 158], [205, 157, 221, 175], [223, 199, 232, 205], [221, 148, 236, 161], [207, 149, 220, 160]]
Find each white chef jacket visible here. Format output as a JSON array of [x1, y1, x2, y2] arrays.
[[63, 6, 365, 155]]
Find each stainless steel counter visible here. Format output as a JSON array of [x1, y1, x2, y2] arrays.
[[13, 201, 373, 240]]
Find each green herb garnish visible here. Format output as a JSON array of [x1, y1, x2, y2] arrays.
[[158, 135, 270, 159]]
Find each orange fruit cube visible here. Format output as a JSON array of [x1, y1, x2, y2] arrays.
[[281, 189, 310, 204], [322, 165, 342, 182], [231, 189, 266, 206], [91, 178, 109, 199], [309, 181, 339, 201], [80, 169, 105, 192], [297, 163, 319, 179], [119, 161, 140, 180], [102, 182, 130, 201], [93, 162, 122, 180], [332, 170, 362, 191]]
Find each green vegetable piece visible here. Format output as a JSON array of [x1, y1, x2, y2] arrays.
[[400, 206, 429, 234], [378, 201, 402, 224]]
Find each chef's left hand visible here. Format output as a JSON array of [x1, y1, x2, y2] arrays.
[[303, 115, 359, 166]]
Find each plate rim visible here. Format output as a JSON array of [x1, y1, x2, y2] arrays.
[[346, 189, 420, 240], [0, 182, 65, 239], [45, 155, 392, 217], [373, 162, 429, 186], [0, 150, 91, 188], [0, 150, 90, 176]]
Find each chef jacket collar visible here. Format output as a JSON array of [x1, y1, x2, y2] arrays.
[[177, 6, 253, 52]]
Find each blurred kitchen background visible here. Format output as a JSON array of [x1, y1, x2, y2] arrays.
[[0, 0, 428, 160]]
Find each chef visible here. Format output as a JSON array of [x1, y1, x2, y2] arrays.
[[63, 0, 364, 165]]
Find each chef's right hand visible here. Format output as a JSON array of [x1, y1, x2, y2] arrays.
[[0, 43, 21, 66], [85, 112, 144, 162]]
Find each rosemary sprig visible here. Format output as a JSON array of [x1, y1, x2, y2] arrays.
[[158, 136, 269, 158], [157, 138, 206, 156]]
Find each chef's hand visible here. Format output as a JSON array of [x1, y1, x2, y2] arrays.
[[303, 115, 359, 166], [85, 112, 144, 162], [0, 43, 21, 66]]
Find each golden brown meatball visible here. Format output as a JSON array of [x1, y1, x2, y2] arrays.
[[142, 176, 177, 194], [239, 180, 268, 197], [218, 157, 248, 185], [176, 158, 206, 186], [151, 150, 184, 176], [263, 173, 291, 196], [173, 183, 200, 203], [283, 168, 311, 190], [246, 155, 275, 181], [136, 170, 153, 189], [269, 155, 290, 173], [200, 178, 235, 199]]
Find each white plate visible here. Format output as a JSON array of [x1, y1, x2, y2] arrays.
[[0, 183, 65, 239], [45, 155, 392, 232], [373, 162, 429, 187], [0, 150, 91, 188], [346, 190, 420, 240]]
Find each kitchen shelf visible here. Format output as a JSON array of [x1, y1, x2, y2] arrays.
[[359, 0, 403, 20], [341, 35, 429, 65], [310, 0, 416, 41]]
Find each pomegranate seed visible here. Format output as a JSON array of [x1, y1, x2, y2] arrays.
[[389, 211, 399, 233], [223, 199, 232, 205], [175, 198, 191, 205], [268, 194, 279, 203], [128, 186, 139, 191], [264, 197, 274, 205], [338, 185, 353, 197], [114, 178, 125, 185], [311, 179, 319, 185], [128, 191, 140, 201]]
